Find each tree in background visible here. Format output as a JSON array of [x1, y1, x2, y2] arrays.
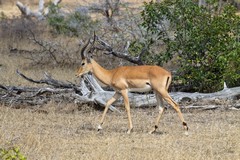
[[141, 0, 240, 92]]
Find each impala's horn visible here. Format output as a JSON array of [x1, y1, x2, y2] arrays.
[[90, 31, 96, 49], [87, 32, 97, 57], [93, 31, 96, 42], [80, 39, 90, 59]]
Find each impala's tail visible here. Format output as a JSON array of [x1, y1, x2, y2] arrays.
[[165, 75, 172, 90]]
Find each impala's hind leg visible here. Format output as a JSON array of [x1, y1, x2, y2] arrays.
[[157, 88, 189, 135], [149, 91, 165, 134]]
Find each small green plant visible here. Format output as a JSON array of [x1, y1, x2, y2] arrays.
[[0, 146, 27, 160]]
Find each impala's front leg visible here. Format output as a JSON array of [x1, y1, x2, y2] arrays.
[[98, 92, 121, 131], [121, 89, 133, 134]]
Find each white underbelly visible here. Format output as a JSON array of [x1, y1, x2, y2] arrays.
[[128, 85, 152, 93]]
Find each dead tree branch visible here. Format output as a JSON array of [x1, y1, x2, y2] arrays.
[[27, 29, 59, 64], [16, 70, 78, 90], [9, 28, 80, 67], [95, 35, 146, 65]]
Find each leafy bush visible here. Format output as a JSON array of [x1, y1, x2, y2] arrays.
[[141, 0, 240, 92]]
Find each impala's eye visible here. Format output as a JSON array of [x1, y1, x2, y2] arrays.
[[82, 62, 85, 66]]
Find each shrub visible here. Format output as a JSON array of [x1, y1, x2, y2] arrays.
[[141, 0, 240, 92]]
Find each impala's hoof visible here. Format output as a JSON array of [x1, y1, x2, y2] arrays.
[[149, 125, 157, 134], [148, 130, 155, 134], [127, 128, 133, 134], [97, 125, 102, 131]]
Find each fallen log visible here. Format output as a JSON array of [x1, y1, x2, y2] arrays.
[[0, 70, 239, 111]]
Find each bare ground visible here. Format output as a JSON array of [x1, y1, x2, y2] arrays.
[[0, 103, 240, 160]]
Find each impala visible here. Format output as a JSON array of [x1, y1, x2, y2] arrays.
[[76, 37, 188, 135]]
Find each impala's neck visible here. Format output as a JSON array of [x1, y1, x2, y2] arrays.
[[90, 59, 112, 85]]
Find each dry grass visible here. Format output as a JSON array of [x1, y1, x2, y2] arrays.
[[0, 104, 240, 160]]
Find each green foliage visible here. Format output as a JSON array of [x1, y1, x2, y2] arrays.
[[0, 146, 27, 160], [141, 0, 240, 92], [128, 40, 159, 65], [128, 40, 146, 57], [47, 3, 99, 36]]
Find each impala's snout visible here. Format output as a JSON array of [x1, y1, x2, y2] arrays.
[[75, 72, 83, 78], [75, 68, 86, 78], [75, 68, 82, 78], [75, 74, 84, 79]]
